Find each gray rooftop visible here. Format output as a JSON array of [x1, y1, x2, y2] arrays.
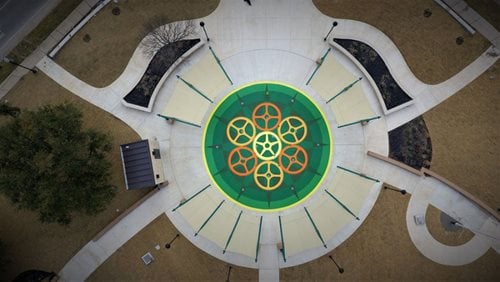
[[120, 140, 155, 190]]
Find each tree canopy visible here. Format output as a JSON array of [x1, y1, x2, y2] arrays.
[[0, 104, 115, 225]]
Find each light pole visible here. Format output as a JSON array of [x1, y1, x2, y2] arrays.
[[165, 234, 180, 249], [328, 255, 344, 274], [384, 186, 407, 195], [200, 21, 210, 41], [323, 21, 338, 41], [3, 57, 37, 73]]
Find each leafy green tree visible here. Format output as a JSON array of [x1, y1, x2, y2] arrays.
[[0, 104, 115, 225]]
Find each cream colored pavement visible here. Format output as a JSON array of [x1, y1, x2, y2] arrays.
[[32, 0, 499, 281]]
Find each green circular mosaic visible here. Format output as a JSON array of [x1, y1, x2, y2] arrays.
[[203, 82, 332, 211]]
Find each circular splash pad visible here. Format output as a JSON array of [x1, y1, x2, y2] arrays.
[[203, 82, 332, 211]]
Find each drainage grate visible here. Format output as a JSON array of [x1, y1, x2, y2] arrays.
[[141, 252, 154, 265]]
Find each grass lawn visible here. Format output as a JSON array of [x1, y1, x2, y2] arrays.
[[424, 61, 499, 210], [281, 188, 499, 280], [88, 214, 258, 281], [0, 73, 148, 281], [55, 0, 219, 88], [313, 0, 491, 84], [0, 0, 82, 83]]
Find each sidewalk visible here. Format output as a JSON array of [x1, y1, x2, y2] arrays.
[[0, 0, 104, 99], [441, 0, 500, 47]]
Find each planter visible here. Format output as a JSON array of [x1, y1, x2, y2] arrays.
[[122, 39, 202, 112], [333, 38, 413, 111]]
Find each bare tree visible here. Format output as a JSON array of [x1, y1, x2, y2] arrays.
[[141, 17, 195, 57]]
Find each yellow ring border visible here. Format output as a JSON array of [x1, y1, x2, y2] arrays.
[[202, 81, 333, 213]]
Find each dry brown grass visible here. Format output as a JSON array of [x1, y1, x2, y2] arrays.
[[313, 0, 491, 84], [281, 189, 499, 281], [0, 73, 148, 281], [88, 214, 258, 281], [424, 62, 499, 210], [55, 0, 219, 88]]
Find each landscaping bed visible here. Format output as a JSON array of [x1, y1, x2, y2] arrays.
[[389, 116, 432, 169], [123, 39, 200, 108], [334, 38, 413, 110]]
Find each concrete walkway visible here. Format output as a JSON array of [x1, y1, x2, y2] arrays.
[[31, 0, 499, 281], [0, 0, 104, 99], [363, 156, 499, 265], [441, 0, 500, 47]]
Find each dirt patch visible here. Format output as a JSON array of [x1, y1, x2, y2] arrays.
[[313, 0, 491, 84], [424, 61, 499, 211], [0, 73, 148, 280], [281, 188, 499, 281], [88, 214, 258, 281], [55, 0, 219, 88]]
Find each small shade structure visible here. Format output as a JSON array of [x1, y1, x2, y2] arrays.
[[120, 138, 166, 190]]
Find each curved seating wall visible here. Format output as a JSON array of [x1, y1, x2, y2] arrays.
[[333, 38, 413, 112], [122, 39, 202, 112]]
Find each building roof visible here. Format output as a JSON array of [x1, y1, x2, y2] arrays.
[[120, 140, 155, 190]]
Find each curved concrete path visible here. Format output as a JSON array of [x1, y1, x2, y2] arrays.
[[406, 184, 495, 265], [363, 156, 499, 265], [33, 0, 499, 281]]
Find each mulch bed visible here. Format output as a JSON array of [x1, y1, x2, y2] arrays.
[[389, 116, 432, 169], [123, 39, 200, 108], [334, 38, 413, 110]]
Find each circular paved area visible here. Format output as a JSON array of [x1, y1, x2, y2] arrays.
[[166, 46, 385, 269], [203, 82, 332, 211]]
